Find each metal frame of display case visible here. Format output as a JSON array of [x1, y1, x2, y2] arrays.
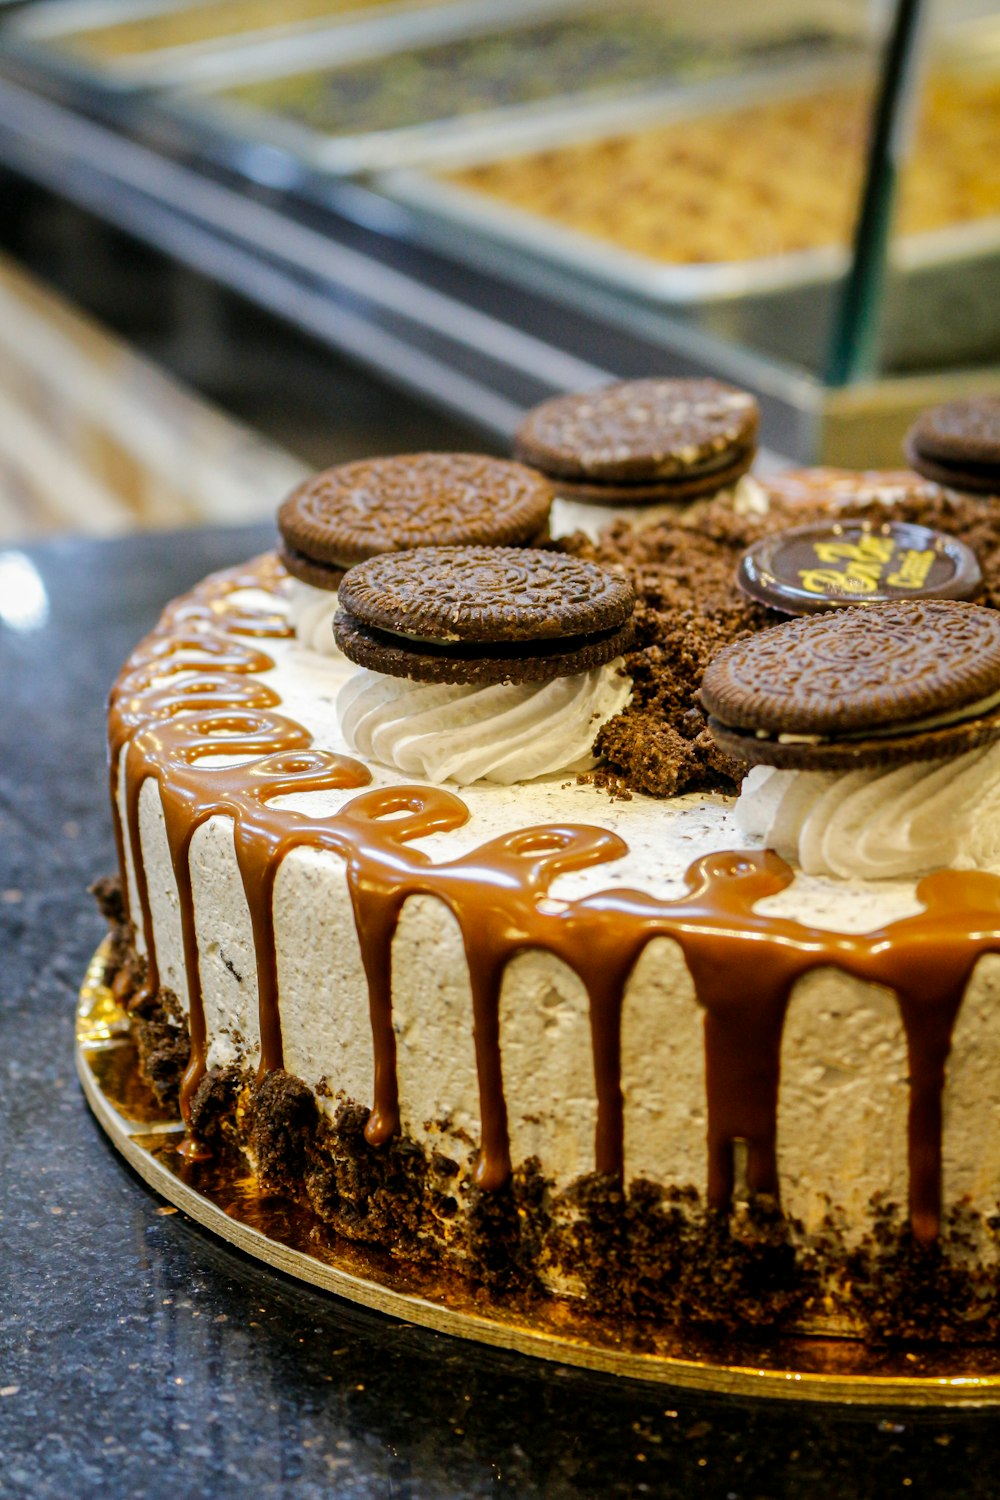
[[0, 8, 995, 465]]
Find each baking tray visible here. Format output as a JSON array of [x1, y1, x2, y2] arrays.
[[152, 5, 856, 178], [0, 0, 593, 91], [372, 56, 1000, 374]]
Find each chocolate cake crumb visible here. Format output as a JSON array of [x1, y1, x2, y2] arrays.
[[188, 1065, 246, 1151], [130, 987, 189, 1109], [89, 873, 126, 928], [90, 879, 186, 1104], [305, 1101, 429, 1256], [559, 1173, 632, 1320], [833, 1199, 1000, 1344], [558, 1175, 812, 1335], [563, 489, 1000, 796], [249, 1069, 319, 1193], [563, 516, 772, 795], [466, 1156, 550, 1296], [89, 874, 139, 986]]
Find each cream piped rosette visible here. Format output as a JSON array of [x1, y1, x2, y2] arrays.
[[337, 662, 631, 785], [736, 749, 1000, 879], [287, 577, 344, 657], [332, 545, 636, 786]]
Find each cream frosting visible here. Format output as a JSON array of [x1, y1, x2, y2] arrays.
[[549, 472, 768, 543], [335, 660, 632, 785], [121, 579, 1000, 1264], [287, 577, 342, 657], [736, 747, 1000, 879]]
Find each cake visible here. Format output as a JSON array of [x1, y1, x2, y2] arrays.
[[94, 423, 1000, 1346]]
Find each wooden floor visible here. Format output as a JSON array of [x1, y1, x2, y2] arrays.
[[0, 253, 308, 544]]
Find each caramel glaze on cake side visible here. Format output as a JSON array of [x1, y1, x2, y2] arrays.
[[103, 554, 1000, 1342]]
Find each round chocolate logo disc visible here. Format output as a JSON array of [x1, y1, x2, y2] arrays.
[[736, 520, 982, 615]]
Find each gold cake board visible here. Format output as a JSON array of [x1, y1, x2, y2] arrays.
[[77, 942, 1000, 1407]]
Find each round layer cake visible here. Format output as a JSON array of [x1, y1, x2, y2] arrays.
[[100, 538, 1000, 1343]]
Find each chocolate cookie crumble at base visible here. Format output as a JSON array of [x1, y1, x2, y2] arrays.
[[561, 486, 1000, 798], [91, 910, 1000, 1344]]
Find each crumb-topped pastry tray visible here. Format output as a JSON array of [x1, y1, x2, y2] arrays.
[[77, 941, 1000, 1407]]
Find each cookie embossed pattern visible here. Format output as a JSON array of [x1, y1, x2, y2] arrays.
[[278, 454, 554, 656], [333, 547, 635, 784], [905, 396, 1000, 495], [91, 531, 1000, 1360], [515, 377, 766, 541]]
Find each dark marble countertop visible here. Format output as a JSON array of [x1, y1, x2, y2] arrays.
[[2, 525, 999, 1499]]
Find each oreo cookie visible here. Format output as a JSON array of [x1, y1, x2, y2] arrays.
[[278, 453, 554, 589], [736, 520, 982, 615], [278, 542, 346, 593], [334, 546, 635, 685], [514, 378, 758, 506], [905, 398, 1000, 496], [701, 599, 1000, 770]]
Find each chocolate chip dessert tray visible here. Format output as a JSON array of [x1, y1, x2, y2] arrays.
[[374, 58, 1000, 372]]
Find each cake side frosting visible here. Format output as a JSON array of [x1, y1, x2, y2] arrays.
[[105, 554, 1000, 1338]]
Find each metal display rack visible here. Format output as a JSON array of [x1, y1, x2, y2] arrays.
[[0, 0, 994, 463]]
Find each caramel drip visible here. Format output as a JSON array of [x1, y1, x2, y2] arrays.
[[158, 553, 292, 641], [108, 559, 1000, 1239], [861, 869, 1000, 1242], [108, 565, 307, 1121]]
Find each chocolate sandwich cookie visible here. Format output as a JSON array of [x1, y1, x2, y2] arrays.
[[905, 398, 1000, 496], [514, 378, 759, 505], [701, 598, 1000, 770], [334, 546, 635, 685], [278, 453, 554, 589], [278, 542, 346, 592]]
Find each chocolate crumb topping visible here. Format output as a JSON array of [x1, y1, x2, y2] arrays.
[[563, 489, 1000, 797]]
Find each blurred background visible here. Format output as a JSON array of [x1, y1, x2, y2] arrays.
[[0, 0, 997, 544]]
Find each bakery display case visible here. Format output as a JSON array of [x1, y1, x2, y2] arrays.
[[0, 0, 474, 86], [381, 33, 1000, 375], [7, 10, 1000, 1490], [0, 0, 996, 467], [877, 15, 1000, 375]]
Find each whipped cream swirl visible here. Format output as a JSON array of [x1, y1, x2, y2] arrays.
[[287, 578, 342, 657], [336, 661, 632, 785], [736, 746, 1000, 879], [549, 473, 768, 543]]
